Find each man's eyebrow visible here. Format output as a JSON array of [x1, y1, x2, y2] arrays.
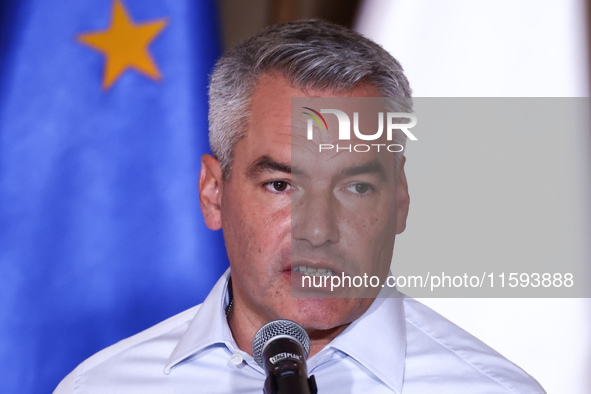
[[246, 155, 294, 177], [341, 160, 387, 180]]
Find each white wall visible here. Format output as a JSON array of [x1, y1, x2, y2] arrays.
[[356, 1, 591, 393]]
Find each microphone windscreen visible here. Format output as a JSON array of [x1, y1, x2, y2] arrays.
[[252, 319, 311, 367]]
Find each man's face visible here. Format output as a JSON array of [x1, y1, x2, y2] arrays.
[[200, 74, 409, 334]]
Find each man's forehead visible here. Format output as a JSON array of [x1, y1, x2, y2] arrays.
[[239, 74, 399, 177], [248, 74, 383, 117], [244, 74, 387, 142], [245, 150, 395, 182], [292, 148, 396, 181]]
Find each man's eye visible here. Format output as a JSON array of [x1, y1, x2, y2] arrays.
[[346, 183, 373, 195], [265, 180, 290, 193]]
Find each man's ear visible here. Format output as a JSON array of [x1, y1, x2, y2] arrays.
[[199, 154, 224, 230], [395, 156, 410, 234]]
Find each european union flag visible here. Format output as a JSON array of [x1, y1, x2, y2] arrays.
[[0, 1, 227, 393]]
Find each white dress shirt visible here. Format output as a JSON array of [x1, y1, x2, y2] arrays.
[[54, 269, 545, 393]]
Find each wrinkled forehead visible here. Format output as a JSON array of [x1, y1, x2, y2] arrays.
[[242, 75, 408, 181], [290, 97, 404, 180]]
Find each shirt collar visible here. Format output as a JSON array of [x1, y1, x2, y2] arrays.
[[164, 268, 236, 374], [165, 269, 407, 394], [312, 285, 407, 394]]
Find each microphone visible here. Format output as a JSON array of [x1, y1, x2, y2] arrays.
[[252, 319, 318, 394]]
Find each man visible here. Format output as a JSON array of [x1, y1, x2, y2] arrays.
[[55, 20, 545, 393]]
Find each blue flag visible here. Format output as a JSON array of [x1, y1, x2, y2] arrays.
[[0, 1, 227, 393]]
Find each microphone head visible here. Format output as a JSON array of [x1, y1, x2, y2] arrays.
[[252, 319, 311, 367]]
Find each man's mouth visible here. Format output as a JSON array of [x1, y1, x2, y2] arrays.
[[291, 266, 335, 277]]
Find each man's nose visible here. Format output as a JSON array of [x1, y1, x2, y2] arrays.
[[291, 188, 339, 247]]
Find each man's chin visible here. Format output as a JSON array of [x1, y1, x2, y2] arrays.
[[277, 296, 371, 332], [266, 271, 378, 330]]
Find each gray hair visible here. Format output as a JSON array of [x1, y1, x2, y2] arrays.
[[208, 19, 412, 178]]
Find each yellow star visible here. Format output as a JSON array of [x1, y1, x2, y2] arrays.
[[77, 0, 168, 90]]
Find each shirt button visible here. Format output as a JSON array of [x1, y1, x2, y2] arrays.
[[230, 353, 243, 365]]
